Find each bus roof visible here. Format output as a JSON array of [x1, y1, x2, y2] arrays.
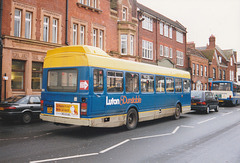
[[44, 45, 190, 79]]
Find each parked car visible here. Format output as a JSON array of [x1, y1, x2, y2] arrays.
[[191, 91, 219, 114], [0, 95, 41, 124]]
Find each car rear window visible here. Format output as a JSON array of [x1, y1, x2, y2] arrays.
[[5, 95, 26, 103], [191, 92, 202, 98]]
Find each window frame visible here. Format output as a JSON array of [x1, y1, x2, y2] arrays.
[[43, 16, 49, 42], [156, 76, 165, 93], [14, 9, 22, 37], [25, 11, 32, 39], [141, 74, 154, 93], [121, 34, 128, 55], [93, 69, 104, 93], [32, 62, 43, 90], [11, 60, 25, 91], [125, 72, 139, 93], [52, 18, 58, 43], [107, 71, 123, 93]]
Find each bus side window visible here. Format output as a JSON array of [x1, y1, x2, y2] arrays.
[[107, 71, 123, 92], [141, 74, 154, 93], [126, 72, 139, 92], [156, 76, 165, 93], [166, 77, 174, 92], [183, 79, 190, 92], [93, 69, 103, 92], [175, 78, 182, 92]]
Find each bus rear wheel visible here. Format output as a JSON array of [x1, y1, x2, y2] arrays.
[[173, 104, 181, 120], [126, 108, 138, 130]]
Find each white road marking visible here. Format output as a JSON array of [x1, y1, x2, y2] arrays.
[[221, 111, 233, 116], [172, 126, 180, 134], [131, 133, 172, 140], [99, 139, 130, 154], [30, 153, 99, 163], [180, 125, 195, 128], [237, 109, 240, 111], [197, 117, 216, 124]]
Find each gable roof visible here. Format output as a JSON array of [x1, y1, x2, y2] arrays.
[[137, 3, 187, 32], [187, 47, 208, 60], [201, 49, 215, 62]]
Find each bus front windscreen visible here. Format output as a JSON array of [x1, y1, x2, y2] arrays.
[[47, 69, 78, 92], [212, 83, 231, 91]]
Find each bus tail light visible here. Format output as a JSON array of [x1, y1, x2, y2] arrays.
[[81, 103, 87, 115], [41, 100, 44, 111]]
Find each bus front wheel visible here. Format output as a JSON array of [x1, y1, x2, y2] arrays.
[[126, 108, 138, 130]]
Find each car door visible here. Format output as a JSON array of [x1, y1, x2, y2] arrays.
[[205, 92, 215, 109], [29, 96, 41, 114]]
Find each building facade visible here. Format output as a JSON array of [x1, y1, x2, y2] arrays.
[[187, 35, 237, 91], [0, 0, 188, 100]]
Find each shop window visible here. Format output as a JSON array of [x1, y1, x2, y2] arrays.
[[32, 62, 43, 90], [12, 60, 25, 90]]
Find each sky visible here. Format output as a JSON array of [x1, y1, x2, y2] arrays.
[[137, 0, 240, 61]]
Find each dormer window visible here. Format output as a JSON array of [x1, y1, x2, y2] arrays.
[[219, 56, 222, 63]]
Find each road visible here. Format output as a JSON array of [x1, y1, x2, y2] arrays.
[[0, 106, 240, 163]]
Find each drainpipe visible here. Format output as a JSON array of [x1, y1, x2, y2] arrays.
[[0, 0, 3, 102], [65, 0, 69, 45]]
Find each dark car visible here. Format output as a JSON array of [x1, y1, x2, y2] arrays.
[[0, 95, 41, 124], [191, 91, 219, 114]]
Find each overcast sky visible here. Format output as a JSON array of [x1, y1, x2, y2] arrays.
[[137, 0, 240, 61]]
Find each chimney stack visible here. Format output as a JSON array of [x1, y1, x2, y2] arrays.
[[208, 34, 216, 49]]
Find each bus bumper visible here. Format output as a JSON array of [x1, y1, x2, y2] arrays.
[[40, 114, 126, 128]]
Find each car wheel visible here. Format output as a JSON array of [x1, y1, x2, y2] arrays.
[[22, 112, 32, 124], [215, 105, 219, 112], [206, 106, 210, 114], [173, 104, 181, 120], [126, 108, 138, 130]]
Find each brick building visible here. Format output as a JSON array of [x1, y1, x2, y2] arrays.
[[0, 0, 188, 100], [137, 3, 187, 69], [187, 35, 237, 90]]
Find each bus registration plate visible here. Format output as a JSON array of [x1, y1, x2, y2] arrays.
[[47, 107, 53, 113]]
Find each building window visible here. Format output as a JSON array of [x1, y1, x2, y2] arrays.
[[52, 18, 58, 43], [164, 24, 168, 37], [86, 0, 90, 6], [223, 70, 226, 80], [164, 46, 169, 57], [169, 26, 172, 39], [192, 63, 195, 75], [219, 56, 222, 63], [176, 51, 184, 66], [32, 62, 43, 90], [43, 16, 49, 42], [25, 12, 32, 39], [142, 15, 153, 31], [196, 64, 199, 76], [205, 83, 207, 90], [121, 34, 127, 55], [80, 25, 85, 45], [14, 9, 21, 37], [141, 74, 154, 93], [176, 31, 183, 43], [170, 48, 173, 58], [73, 24, 78, 45], [93, 28, 97, 47], [80, 0, 84, 3], [99, 30, 103, 49], [142, 40, 153, 60], [160, 22, 163, 35], [12, 60, 25, 90], [219, 69, 222, 80], [230, 57, 233, 66], [130, 35, 134, 55], [122, 7, 127, 21], [93, 0, 97, 8], [160, 45, 163, 56], [192, 83, 195, 90], [205, 66, 207, 77], [201, 65, 203, 76], [213, 68, 216, 79]]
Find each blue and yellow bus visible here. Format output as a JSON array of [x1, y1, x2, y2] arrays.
[[40, 45, 191, 129], [211, 81, 240, 106]]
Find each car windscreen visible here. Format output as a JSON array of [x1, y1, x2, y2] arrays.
[[191, 91, 202, 98], [47, 69, 78, 92], [212, 83, 231, 91]]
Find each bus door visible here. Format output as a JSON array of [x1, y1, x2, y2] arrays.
[[91, 69, 106, 115]]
